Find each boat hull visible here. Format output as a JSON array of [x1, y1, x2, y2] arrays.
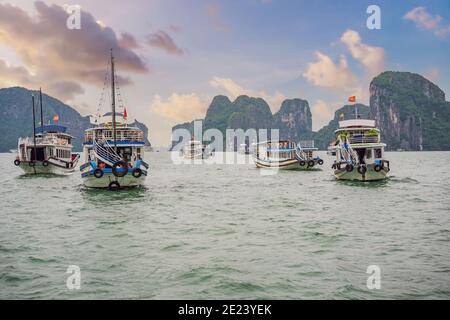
[[81, 170, 147, 189], [254, 158, 322, 170], [17, 160, 77, 175], [334, 165, 388, 181]]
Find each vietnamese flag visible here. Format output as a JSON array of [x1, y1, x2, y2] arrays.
[[53, 114, 59, 122], [123, 107, 127, 119], [348, 96, 356, 103]]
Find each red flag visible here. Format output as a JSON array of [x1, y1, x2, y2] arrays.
[[53, 114, 59, 122], [123, 107, 127, 119], [348, 96, 356, 103]]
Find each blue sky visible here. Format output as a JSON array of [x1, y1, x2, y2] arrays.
[[0, 0, 449, 145]]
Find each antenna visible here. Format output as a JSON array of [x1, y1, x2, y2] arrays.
[[31, 94, 37, 165], [110, 48, 117, 152], [39, 88, 44, 135]]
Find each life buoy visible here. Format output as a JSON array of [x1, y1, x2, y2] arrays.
[[42, 160, 49, 167], [29, 161, 35, 167], [307, 160, 315, 167], [374, 164, 382, 172], [132, 168, 142, 178], [299, 160, 306, 166], [93, 168, 104, 178], [358, 165, 367, 175], [112, 161, 128, 177], [345, 164, 354, 172], [318, 159, 324, 165], [14, 159, 20, 166], [108, 181, 120, 190]]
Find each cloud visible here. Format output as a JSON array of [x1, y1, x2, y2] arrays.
[[403, 7, 450, 37], [209, 76, 286, 112], [146, 30, 185, 55], [118, 32, 140, 49], [206, 4, 228, 32], [425, 67, 440, 82], [340, 29, 385, 77], [311, 99, 342, 131], [0, 1, 148, 100], [150, 93, 208, 122], [302, 52, 357, 91]]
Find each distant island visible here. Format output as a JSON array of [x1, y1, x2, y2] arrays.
[[0, 87, 151, 152], [172, 71, 450, 151]]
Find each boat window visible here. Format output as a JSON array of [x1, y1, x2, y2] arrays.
[[365, 149, 372, 159]]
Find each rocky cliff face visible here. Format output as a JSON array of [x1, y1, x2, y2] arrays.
[[273, 99, 312, 142], [370, 71, 450, 150], [173, 95, 313, 148], [0, 87, 151, 152]]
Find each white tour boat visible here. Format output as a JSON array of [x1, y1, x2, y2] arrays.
[[80, 50, 149, 189], [14, 90, 79, 175], [252, 140, 323, 170], [182, 139, 210, 159], [329, 119, 390, 181]]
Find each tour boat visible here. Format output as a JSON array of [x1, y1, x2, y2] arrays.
[[252, 140, 323, 170], [80, 50, 149, 189], [182, 139, 210, 159], [329, 119, 390, 181], [14, 90, 79, 175]]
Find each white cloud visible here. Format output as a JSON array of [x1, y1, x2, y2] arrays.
[[403, 7, 450, 37], [209, 76, 286, 112], [340, 29, 385, 78], [150, 93, 208, 122], [302, 52, 357, 91]]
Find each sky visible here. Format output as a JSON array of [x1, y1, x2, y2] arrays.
[[0, 0, 449, 146]]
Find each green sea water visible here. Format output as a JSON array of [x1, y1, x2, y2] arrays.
[[1, 151, 449, 299]]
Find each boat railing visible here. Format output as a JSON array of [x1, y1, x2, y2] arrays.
[[93, 140, 122, 165], [348, 135, 379, 144], [19, 136, 68, 146], [298, 140, 315, 148]]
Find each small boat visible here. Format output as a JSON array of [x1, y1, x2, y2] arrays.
[[329, 119, 390, 181], [252, 140, 323, 170], [14, 90, 79, 175], [182, 139, 210, 159], [238, 143, 250, 155], [80, 50, 149, 189]]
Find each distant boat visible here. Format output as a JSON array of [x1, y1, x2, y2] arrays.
[[14, 90, 79, 175], [182, 139, 210, 159], [329, 119, 390, 181], [252, 140, 323, 170], [9, 149, 17, 153], [79, 50, 149, 189]]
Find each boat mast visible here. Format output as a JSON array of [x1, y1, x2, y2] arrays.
[[31, 95, 37, 162], [110, 48, 117, 152], [39, 88, 44, 135]]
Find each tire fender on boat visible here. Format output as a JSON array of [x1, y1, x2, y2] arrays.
[[307, 160, 315, 168], [318, 159, 324, 165], [299, 160, 306, 167], [374, 164, 382, 172], [112, 161, 128, 177], [132, 168, 142, 178], [42, 160, 49, 167], [93, 168, 104, 178], [14, 159, 20, 166], [345, 164, 354, 172], [108, 181, 120, 190]]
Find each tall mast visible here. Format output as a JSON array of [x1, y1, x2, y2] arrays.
[[32, 95, 37, 162], [110, 49, 117, 151], [39, 88, 44, 134]]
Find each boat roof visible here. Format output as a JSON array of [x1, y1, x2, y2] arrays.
[[338, 119, 376, 129], [256, 140, 292, 145], [85, 125, 141, 132]]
